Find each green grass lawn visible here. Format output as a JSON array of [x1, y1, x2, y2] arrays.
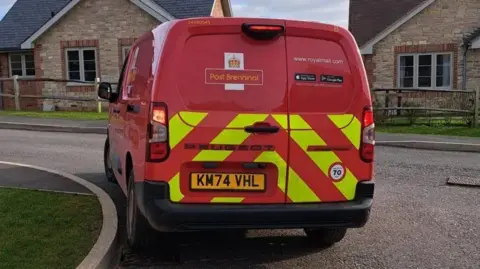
[[0, 188, 103, 269], [377, 125, 480, 138], [0, 110, 108, 120]]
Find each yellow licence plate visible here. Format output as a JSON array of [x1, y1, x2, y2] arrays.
[[190, 172, 266, 191]]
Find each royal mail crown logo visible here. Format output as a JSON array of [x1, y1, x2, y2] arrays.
[[228, 55, 241, 68]]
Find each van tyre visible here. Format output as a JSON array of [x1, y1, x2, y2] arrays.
[[103, 137, 117, 184], [304, 228, 347, 247], [126, 170, 153, 251]]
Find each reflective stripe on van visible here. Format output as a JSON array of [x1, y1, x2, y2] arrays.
[[155, 111, 365, 204]]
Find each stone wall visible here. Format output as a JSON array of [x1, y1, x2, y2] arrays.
[[35, 0, 160, 111], [370, 0, 480, 90], [465, 49, 480, 90]]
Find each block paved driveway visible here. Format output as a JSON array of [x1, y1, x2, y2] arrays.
[[1, 129, 479, 269]]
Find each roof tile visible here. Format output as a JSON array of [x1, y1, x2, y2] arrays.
[[349, 0, 426, 48], [0, 0, 215, 50], [0, 0, 71, 50], [153, 0, 214, 19]]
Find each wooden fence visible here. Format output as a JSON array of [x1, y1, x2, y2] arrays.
[[0, 76, 117, 112], [372, 88, 480, 127], [1, 76, 479, 128]]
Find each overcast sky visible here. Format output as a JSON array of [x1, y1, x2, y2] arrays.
[[0, 0, 349, 27]]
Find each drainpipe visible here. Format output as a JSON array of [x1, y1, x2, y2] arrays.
[[462, 43, 470, 91]]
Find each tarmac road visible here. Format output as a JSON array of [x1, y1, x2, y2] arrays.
[[1, 129, 479, 269]]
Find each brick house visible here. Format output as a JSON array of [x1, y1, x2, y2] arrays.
[[349, 0, 480, 92], [0, 0, 232, 110]]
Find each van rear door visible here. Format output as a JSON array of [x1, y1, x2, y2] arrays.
[[284, 20, 372, 203], [154, 18, 290, 204]]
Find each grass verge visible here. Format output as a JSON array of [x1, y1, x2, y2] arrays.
[[0, 188, 102, 269], [377, 125, 480, 138], [0, 110, 108, 120]]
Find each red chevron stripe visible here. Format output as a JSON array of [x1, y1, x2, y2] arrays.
[[144, 112, 236, 182], [286, 131, 347, 202], [301, 114, 370, 180]]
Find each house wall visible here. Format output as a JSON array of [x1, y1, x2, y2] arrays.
[[0, 51, 41, 110], [211, 0, 225, 17], [465, 49, 480, 90], [35, 0, 160, 111], [370, 0, 480, 90]]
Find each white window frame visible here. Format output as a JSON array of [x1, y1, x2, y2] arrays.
[[65, 47, 98, 83], [121, 46, 132, 63], [9, 52, 35, 77], [397, 52, 454, 90]]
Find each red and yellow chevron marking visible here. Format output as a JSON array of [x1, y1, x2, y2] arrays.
[[285, 114, 361, 201], [218, 115, 288, 204], [152, 111, 364, 204], [272, 115, 346, 202]]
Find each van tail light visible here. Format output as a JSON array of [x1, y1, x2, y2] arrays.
[[147, 102, 169, 162], [241, 23, 285, 40], [360, 106, 375, 163]]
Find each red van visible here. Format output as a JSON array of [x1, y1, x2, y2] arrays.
[[98, 17, 375, 251]]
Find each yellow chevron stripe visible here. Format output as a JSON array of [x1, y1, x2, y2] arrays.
[[170, 114, 268, 203], [254, 151, 318, 202], [254, 151, 287, 192], [211, 197, 244, 203], [192, 114, 268, 162], [288, 115, 358, 200], [290, 114, 312, 129], [271, 114, 288, 129], [179, 111, 209, 126], [288, 168, 320, 202], [168, 173, 184, 202], [328, 114, 361, 150], [169, 112, 208, 149]]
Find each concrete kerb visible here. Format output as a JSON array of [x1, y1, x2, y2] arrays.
[[0, 122, 107, 134], [0, 161, 118, 269], [376, 140, 480, 153]]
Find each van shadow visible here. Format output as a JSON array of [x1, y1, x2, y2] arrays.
[[75, 173, 325, 268], [120, 231, 327, 268]]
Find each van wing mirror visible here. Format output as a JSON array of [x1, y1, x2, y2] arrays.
[[97, 82, 119, 102]]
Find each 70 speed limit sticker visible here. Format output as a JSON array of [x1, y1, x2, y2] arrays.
[[329, 162, 346, 181]]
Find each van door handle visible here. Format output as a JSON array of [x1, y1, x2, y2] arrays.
[[244, 125, 279, 134]]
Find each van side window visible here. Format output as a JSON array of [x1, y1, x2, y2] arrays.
[[116, 53, 130, 98]]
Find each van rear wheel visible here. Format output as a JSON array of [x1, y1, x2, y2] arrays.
[[126, 170, 153, 251], [304, 228, 347, 247], [103, 137, 117, 184]]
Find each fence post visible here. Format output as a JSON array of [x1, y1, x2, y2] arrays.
[[474, 86, 479, 128], [95, 77, 101, 113], [13, 75, 20, 111]]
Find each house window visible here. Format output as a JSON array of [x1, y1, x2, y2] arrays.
[[122, 46, 131, 63], [397, 53, 453, 89], [9, 52, 35, 77], [65, 48, 97, 82]]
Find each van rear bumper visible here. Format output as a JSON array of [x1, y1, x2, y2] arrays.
[[135, 180, 374, 232]]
